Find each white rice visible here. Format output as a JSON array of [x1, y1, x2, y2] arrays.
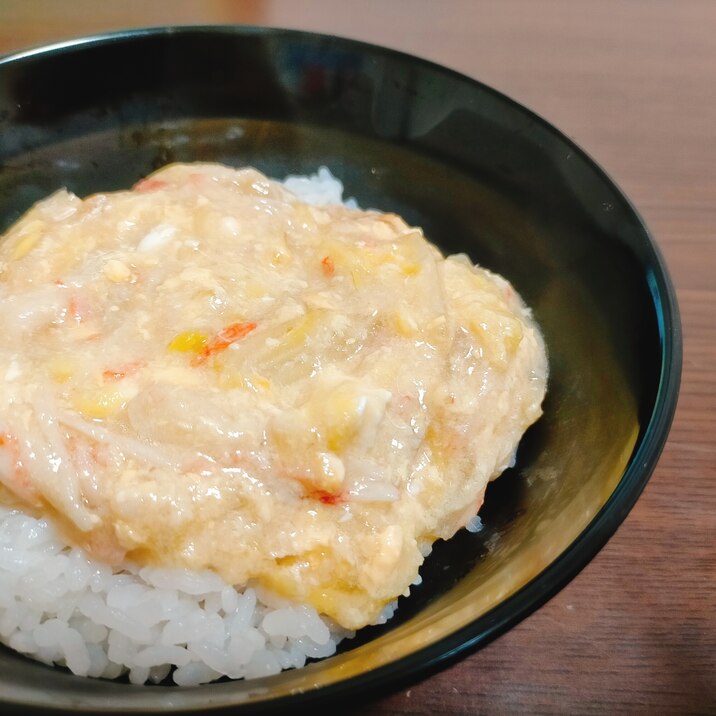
[[464, 514, 484, 533], [281, 166, 359, 208], [0, 505, 353, 685], [0, 167, 362, 687]]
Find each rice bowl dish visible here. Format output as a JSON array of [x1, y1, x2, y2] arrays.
[[0, 162, 548, 685]]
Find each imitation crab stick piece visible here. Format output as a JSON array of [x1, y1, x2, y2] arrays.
[[305, 487, 345, 505], [191, 321, 257, 366], [321, 255, 335, 277], [66, 291, 95, 324], [133, 178, 168, 192], [102, 361, 146, 382], [0, 434, 33, 501]]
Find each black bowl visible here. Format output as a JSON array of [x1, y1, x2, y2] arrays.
[[0, 26, 680, 714]]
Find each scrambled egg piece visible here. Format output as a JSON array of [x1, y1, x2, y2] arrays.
[[0, 163, 547, 630]]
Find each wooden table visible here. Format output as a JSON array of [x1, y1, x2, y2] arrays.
[[1, 2, 714, 713]]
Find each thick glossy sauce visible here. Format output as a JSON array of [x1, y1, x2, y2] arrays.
[[0, 163, 547, 629]]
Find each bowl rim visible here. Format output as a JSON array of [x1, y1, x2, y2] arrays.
[[0, 23, 683, 713]]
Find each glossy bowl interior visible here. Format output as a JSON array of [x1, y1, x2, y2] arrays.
[[0, 26, 680, 714]]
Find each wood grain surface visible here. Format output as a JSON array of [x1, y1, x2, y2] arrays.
[[1, 2, 714, 713]]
